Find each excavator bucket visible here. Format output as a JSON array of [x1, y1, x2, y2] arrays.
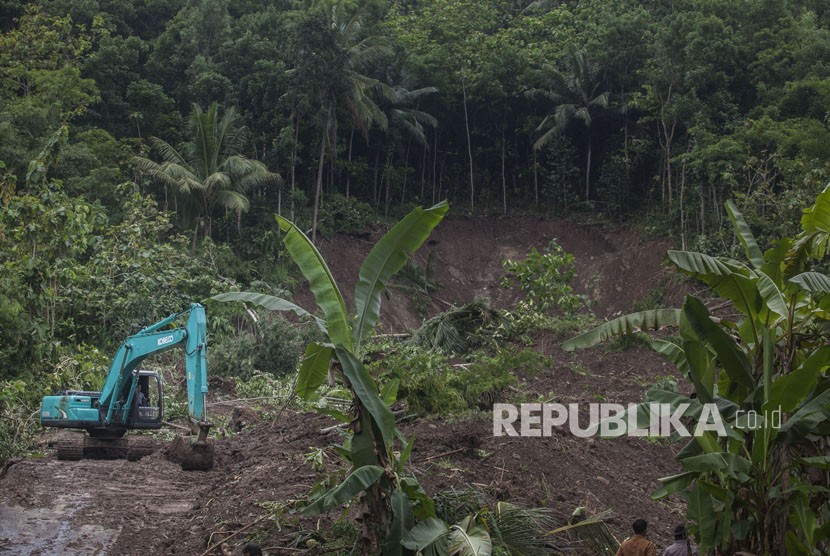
[[166, 424, 214, 470], [167, 435, 214, 470]]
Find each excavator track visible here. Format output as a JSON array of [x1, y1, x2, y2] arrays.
[[54, 434, 158, 462], [55, 438, 84, 461]]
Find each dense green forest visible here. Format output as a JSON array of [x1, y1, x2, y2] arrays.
[[3, 0, 830, 421], [3, 0, 830, 437]]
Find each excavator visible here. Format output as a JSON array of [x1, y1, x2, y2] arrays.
[[39, 303, 215, 470]]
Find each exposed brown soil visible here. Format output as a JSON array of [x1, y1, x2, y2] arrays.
[[0, 215, 693, 556]]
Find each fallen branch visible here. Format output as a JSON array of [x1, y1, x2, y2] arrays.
[[162, 420, 192, 432], [207, 396, 291, 407], [423, 447, 465, 462], [198, 513, 273, 556]]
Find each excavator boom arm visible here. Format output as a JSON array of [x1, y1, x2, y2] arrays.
[[96, 303, 209, 427]]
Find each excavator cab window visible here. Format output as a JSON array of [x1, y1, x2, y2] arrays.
[[134, 371, 163, 425]]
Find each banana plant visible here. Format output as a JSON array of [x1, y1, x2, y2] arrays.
[[563, 185, 830, 555], [213, 201, 448, 554]]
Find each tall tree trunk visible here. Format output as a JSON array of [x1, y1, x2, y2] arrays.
[[384, 154, 392, 217], [373, 150, 381, 209], [401, 137, 412, 205], [680, 155, 687, 250], [437, 154, 445, 202], [585, 134, 592, 202], [432, 127, 438, 204], [312, 106, 331, 244], [501, 127, 507, 215], [420, 143, 427, 201], [346, 128, 354, 199], [461, 68, 474, 212], [533, 148, 539, 208], [291, 114, 298, 221]]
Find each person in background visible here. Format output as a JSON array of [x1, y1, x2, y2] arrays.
[[616, 518, 657, 556], [661, 524, 699, 556]]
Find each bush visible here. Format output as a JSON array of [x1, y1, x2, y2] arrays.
[[369, 345, 466, 415], [501, 239, 587, 315], [368, 342, 549, 415], [316, 194, 378, 236], [210, 315, 318, 381]]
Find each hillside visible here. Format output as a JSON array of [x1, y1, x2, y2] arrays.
[[0, 216, 690, 556]]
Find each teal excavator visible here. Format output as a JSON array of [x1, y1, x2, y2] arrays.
[[39, 303, 214, 470]]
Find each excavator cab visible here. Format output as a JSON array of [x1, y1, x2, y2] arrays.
[[131, 371, 163, 428]]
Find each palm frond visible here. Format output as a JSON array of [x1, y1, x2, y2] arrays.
[[203, 172, 233, 192], [548, 511, 620, 555], [149, 137, 190, 167], [410, 301, 508, 354], [237, 171, 282, 192], [213, 189, 250, 212], [487, 502, 555, 556]]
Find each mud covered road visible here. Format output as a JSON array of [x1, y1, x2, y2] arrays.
[[0, 443, 203, 555]]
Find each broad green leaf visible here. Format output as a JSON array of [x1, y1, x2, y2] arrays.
[[685, 482, 719, 552], [682, 339, 716, 403], [561, 309, 681, 351], [725, 200, 763, 270], [315, 406, 350, 423], [789, 272, 830, 297], [448, 516, 492, 556], [276, 215, 352, 349], [302, 465, 384, 514], [402, 518, 450, 551], [797, 456, 830, 469], [764, 347, 829, 413], [681, 453, 752, 482], [779, 388, 830, 440], [789, 184, 830, 266], [401, 476, 437, 520], [667, 251, 762, 321], [762, 239, 791, 284], [208, 291, 326, 334], [351, 412, 380, 468], [396, 432, 416, 473], [682, 297, 755, 390], [384, 489, 414, 556], [382, 378, 400, 406], [353, 201, 448, 352], [650, 339, 689, 375], [667, 250, 744, 278], [336, 347, 396, 447], [800, 183, 830, 234], [756, 272, 788, 321], [296, 342, 334, 400], [651, 471, 698, 499]]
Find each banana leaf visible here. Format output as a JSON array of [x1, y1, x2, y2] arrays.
[[726, 199, 763, 270], [276, 214, 353, 349], [353, 201, 448, 351], [302, 465, 384, 514], [561, 309, 680, 351]]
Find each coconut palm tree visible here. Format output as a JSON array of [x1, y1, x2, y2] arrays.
[[286, 0, 392, 242], [530, 50, 609, 203], [133, 102, 280, 245]]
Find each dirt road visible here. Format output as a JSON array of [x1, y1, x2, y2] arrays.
[[0, 446, 205, 555]]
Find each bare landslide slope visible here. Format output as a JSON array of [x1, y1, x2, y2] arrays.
[[0, 216, 688, 555]]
